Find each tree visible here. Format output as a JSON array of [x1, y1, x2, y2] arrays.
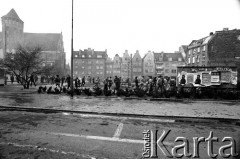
[[1, 45, 53, 89]]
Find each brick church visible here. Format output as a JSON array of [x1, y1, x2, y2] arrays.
[[0, 9, 66, 75]]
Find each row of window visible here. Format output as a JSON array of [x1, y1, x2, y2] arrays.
[[188, 54, 206, 64], [188, 45, 206, 55], [75, 71, 103, 75], [75, 66, 104, 69], [74, 60, 104, 64], [74, 55, 103, 58]]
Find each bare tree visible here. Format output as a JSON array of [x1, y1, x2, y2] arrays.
[[1, 45, 53, 89]]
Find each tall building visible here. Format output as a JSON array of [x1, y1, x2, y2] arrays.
[[73, 48, 107, 79], [143, 51, 155, 77], [106, 57, 113, 78], [120, 50, 131, 81], [0, 9, 66, 75], [187, 28, 240, 67], [132, 50, 142, 79], [112, 54, 121, 77]]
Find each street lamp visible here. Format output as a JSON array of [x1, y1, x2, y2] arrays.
[[71, 0, 74, 97]]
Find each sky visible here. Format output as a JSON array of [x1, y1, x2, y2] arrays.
[[1, 0, 240, 64]]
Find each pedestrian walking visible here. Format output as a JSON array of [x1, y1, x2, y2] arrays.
[[30, 74, 36, 86]]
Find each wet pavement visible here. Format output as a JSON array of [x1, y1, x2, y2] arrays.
[[0, 91, 240, 119]]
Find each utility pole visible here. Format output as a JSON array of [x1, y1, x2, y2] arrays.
[[71, 0, 74, 97]]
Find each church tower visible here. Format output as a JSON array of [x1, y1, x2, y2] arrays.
[[1, 8, 24, 58]]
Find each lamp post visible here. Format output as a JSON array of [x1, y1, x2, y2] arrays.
[[71, 0, 74, 97]]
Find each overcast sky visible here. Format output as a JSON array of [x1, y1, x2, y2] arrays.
[[1, 0, 240, 63]]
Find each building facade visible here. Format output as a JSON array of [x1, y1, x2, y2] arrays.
[[132, 50, 142, 80], [73, 48, 107, 79], [143, 51, 155, 77], [120, 50, 131, 81], [154, 52, 164, 76], [187, 28, 240, 67], [106, 57, 113, 78], [112, 54, 121, 77]]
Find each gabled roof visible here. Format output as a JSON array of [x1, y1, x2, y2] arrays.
[[23, 33, 61, 51], [163, 53, 183, 62], [1, 9, 23, 23]]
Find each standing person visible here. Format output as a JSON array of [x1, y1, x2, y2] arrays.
[[55, 75, 61, 87], [153, 77, 157, 87], [10, 74, 14, 84], [66, 75, 71, 89], [157, 75, 164, 93], [180, 75, 186, 85], [82, 76, 85, 87], [30, 74, 36, 86], [92, 77, 95, 84], [135, 76, 139, 88], [61, 76, 65, 87], [195, 75, 201, 84], [35, 75, 38, 85], [75, 77, 79, 88], [108, 77, 113, 89]]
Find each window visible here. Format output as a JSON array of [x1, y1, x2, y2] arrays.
[[202, 45, 206, 51], [75, 71, 78, 75], [172, 69, 177, 73], [100, 66, 103, 69], [82, 72, 85, 74], [82, 55, 85, 58], [82, 61, 85, 64], [145, 69, 148, 73], [197, 55, 200, 63], [192, 56, 195, 63], [165, 63, 170, 67], [168, 58, 172, 61], [42, 63, 45, 66], [88, 71, 91, 74], [133, 68, 137, 72], [202, 54, 206, 61], [165, 69, 169, 73], [178, 58, 182, 62], [96, 66, 99, 69], [89, 55, 91, 58], [75, 55, 78, 58], [82, 66, 85, 69], [100, 72, 103, 75], [188, 50, 191, 55], [97, 55, 102, 58], [197, 47, 200, 52], [96, 60, 99, 64], [188, 57, 190, 63]]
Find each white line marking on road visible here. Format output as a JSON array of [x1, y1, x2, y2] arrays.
[[50, 132, 174, 146], [113, 122, 124, 138]]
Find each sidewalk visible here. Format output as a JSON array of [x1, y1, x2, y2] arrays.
[[0, 85, 240, 120]]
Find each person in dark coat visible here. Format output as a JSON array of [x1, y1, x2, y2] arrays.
[[61, 76, 65, 86], [195, 75, 201, 84], [66, 75, 71, 89], [180, 75, 186, 85], [135, 77, 139, 88], [30, 74, 36, 86], [10, 74, 14, 84], [82, 76, 85, 87], [55, 75, 61, 87]]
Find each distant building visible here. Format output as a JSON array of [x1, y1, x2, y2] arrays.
[[73, 48, 107, 79], [132, 50, 142, 80], [121, 50, 131, 81], [154, 52, 164, 76], [143, 51, 155, 77], [106, 57, 113, 78], [162, 53, 185, 78], [0, 9, 66, 75], [187, 28, 240, 67], [112, 54, 121, 77]]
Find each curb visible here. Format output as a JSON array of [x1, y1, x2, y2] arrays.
[[0, 105, 239, 125]]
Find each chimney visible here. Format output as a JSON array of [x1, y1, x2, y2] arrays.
[[209, 32, 213, 36], [223, 28, 229, 31]]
